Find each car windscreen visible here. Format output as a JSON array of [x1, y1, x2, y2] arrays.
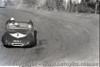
[[7, 22, 31, 34], [8, 29, 29, 34], [8, 22, 31, 29]]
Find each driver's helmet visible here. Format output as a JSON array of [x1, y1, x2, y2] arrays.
[[10, 17, 15, 21]]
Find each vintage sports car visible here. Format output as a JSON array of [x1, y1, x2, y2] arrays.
[[2, 18, 37, 47]]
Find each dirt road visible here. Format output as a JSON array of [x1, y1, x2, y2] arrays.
[[0, 8, 99, 66]]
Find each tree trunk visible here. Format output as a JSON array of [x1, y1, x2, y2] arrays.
[[95, 0, 98, 14], [69, 0, 72, 12]]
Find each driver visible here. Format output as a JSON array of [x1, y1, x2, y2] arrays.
[[9, 17, 15, 27]]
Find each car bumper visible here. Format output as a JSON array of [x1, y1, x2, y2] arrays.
[[3, 41, 35, 47]]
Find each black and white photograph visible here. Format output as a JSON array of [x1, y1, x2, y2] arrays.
[[0, 0, 99, 67]]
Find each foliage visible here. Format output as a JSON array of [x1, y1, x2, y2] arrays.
[[1, 0, 99, 13]]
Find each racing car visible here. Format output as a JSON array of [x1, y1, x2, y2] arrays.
[[2, 17, 37, 47]]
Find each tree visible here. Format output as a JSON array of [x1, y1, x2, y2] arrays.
[[45, 0, 56, 10], [55, 0, 63, 10], [23, 0, 37, 7], [95, 0, 99, 14], [85, 0, 100, 14]]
